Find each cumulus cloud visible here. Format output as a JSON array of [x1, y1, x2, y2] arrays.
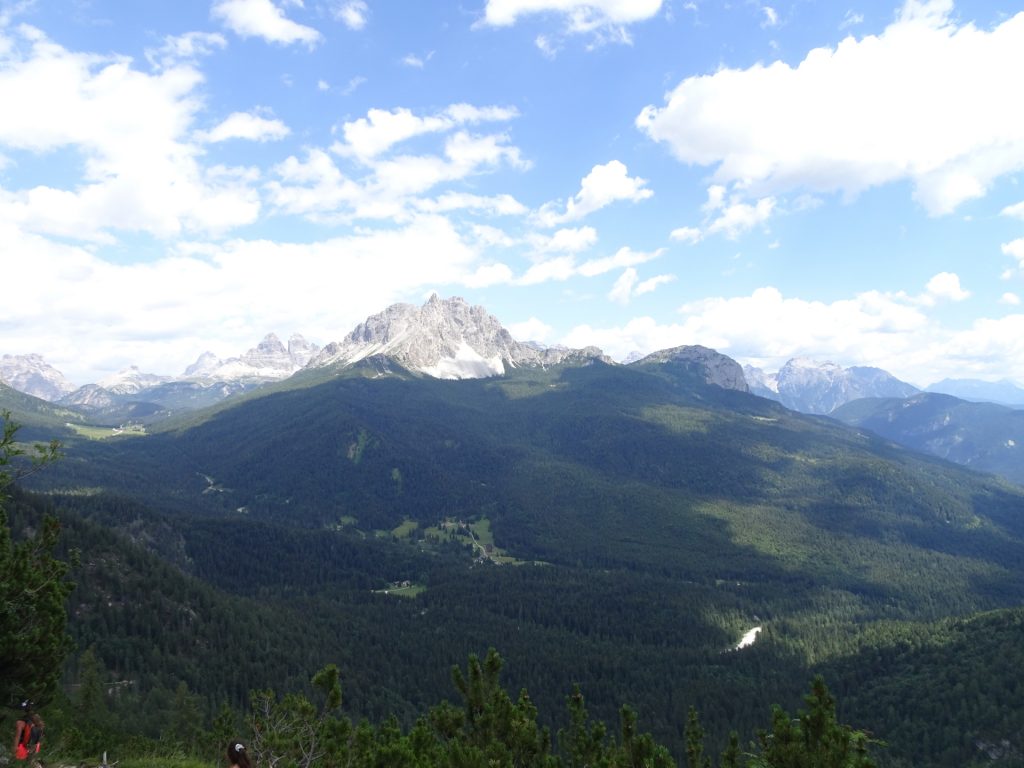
[[481, 0, 663, 50], [922, 271, 970, 303], [535, 160, 653, 226], [1003, 238, 1024, 269], [559, 274, 1024, 383], [670, 226, 702, 244], [1002, 200, 1024, 220], [526, 226, 598, 254], [0, 215, 496, 383], [335, 104, 519, 163], [333, 0, 368, 30], [636, 2, 1024, 215], [145, 31, 227, 70], [517, 244, 663, 287], [482, 0, 662, 30], [706, 197, 775, 239], [1000, 292, 1021, 306], [211, 0, 321, 47], [608, 268, 675, 304], [508, 316, 554, 343], [201, 111, 290, 142], [268, 108, 528, 223], [0, 25, 260, 239]]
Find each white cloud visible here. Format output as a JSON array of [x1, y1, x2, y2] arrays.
[[0, 26, 259, 239], [0, 215, 495, 383], [481, 0, 663, 50], [1000, 292, 1021, 306], [342, 75, 366, 95], [636, 273, 675, 295], [211, 0, 321, 47], [560, 273, 1024, 383], [317, 79, 330, 91], [1002, 200, 1024, 220], [577, 246, 663, 277], [508, 317, 554, 343], [415, 192, 527, 216], [923, 271, 970, 303], [608, 267, 675, 304], [269, 130, 528, 222], [761, 6, 779, 27], [335, 104, 519, 163], [526, 226, 597, 254], [334, 0, 368, 30], [670, 226, 702, 244], [516, 244, 662, 287], [636, 3, 1024, 215], [402, 53, 425, 68], [482, 0, 663, 30], [201, 111, 290, 142], [839, 9, 864, 29], [1003, 238, 1024, 268], [535, 160, 653, 226], [145, 31, 227, 70], [706, 196, 775, 239]]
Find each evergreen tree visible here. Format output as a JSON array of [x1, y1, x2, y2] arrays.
[[0, 411, 71, 708], [750, 677, 878, 768]]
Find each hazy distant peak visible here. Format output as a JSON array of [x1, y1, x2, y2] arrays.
[[0, 353, 77, 402]]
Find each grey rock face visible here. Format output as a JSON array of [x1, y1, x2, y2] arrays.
[[310, 295, 610, 379], [0, 353, 77, 402], [184, 334, 321, 382], [747, 358, 918, 414], [631, 345, 749, 392]]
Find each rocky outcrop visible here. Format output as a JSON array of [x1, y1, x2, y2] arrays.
[[631, 345, 749, 392]]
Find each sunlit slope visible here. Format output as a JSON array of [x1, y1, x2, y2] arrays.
[[32, 360, 1024, 610]]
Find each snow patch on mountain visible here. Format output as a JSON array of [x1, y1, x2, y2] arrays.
[[99, 366, 170, 395], [310, 295, 610, 379]]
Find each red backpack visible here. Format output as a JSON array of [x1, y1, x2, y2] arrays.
[[15, 714, 41, 760]]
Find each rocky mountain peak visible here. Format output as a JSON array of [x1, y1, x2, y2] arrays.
[[747, 358, 918, 414], [0, 353, 77, 402], [631, 345, 749, 392], [310, 295, 607, 379]]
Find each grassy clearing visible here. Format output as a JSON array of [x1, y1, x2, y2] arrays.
[[66, 423, 146, 440], [391, 518, 419, 539], [374, 582, 426, 598]]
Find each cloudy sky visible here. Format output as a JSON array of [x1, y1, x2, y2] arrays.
[[2, 0, 1023, 387]]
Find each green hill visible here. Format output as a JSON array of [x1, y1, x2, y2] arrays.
[[7, 359, 1024, 765]]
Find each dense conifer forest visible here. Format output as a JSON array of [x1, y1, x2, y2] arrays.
[[3, 358, 1024, 766]]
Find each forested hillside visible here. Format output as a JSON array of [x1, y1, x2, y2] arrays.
[[6, 358, 1024, 766]]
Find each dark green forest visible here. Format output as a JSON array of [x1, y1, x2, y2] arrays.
[[3, 357, 1024, 766]]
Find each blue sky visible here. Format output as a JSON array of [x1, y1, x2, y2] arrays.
[[1, 0, 1023, 388]]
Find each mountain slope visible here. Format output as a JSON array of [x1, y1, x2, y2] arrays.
[[926, 378, 1024, 407], [12, 349, 1024, 767], [832, 392, 1024, 485]]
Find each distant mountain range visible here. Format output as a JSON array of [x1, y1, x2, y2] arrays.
[[743, 358, 919, 414], [0, 296, 744, 418], [3, 296, 1023, 486], [831, 392, 1024, 485]]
